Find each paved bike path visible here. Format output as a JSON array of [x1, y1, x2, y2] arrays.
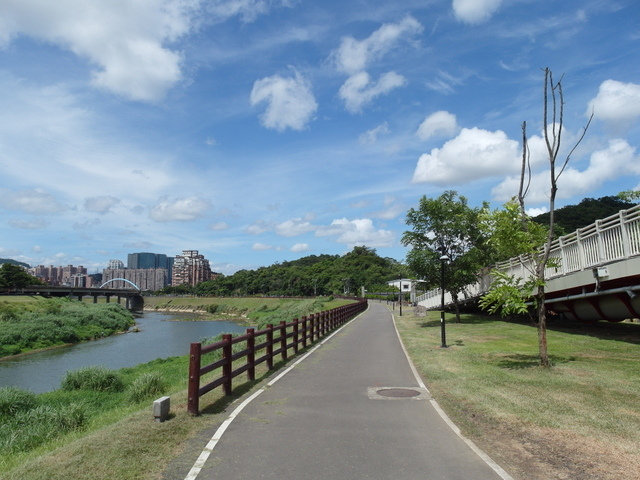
[[179, 302, 511, 480]]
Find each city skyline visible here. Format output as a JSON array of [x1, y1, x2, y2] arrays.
[[0, 1, 639, 275]]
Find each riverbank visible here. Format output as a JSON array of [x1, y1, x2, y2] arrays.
[[0, 299, 134, 358]]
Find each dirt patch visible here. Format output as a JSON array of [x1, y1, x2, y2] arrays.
[[473, 420, 639, 480]]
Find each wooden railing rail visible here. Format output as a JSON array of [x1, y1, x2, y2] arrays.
[[187, 299, 368, 415]]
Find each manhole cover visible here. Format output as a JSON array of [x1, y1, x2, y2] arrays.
[[367, 386, 431, 400], [376, 388, 421, 398]]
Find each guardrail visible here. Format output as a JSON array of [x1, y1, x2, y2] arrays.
[[187, 299, 368, 415]]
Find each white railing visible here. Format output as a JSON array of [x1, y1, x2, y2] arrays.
[[416, 205, 640, 309]]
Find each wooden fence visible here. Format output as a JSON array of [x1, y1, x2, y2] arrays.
[[187, 299, 368, 415]]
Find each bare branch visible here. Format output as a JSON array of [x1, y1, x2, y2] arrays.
[[557, 110, 594, 181]]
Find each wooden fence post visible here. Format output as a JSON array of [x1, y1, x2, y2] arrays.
[[301, 316, 308, 348], [280, 321, 288, 361], [188, 342, 202, 415], [247, 328, 255, 381], [222, 334, 232, 395], [266, 324, 274, 369], [293, 318, 299, 354]]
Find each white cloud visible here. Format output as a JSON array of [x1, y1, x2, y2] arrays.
[[372, 196, 406, 220], [84, 196, 120, 214], [350, 200, 370, 209], [588, 79, 640, 127], [412, 127, 519, 185], [209, 222, 229, 231], [290, 243, 309, 253], [0, 0, 198, 102], [275, 217, 315, 237], [252, 242, 274, 251], [452, 0, 504, 24], [149, 196, 211, 222], [245, 220, 272, 235], [8, 218, 49, 229], [316, 218, 394, 248], [0, 189, 67, 214], [339, 71, 406, 113], [250, 69, 318, 131], [72, 218, 101, 230], [331, 16, 423, 75], [359, 122, 390, 144], [526, 207, 548, 217], [206, 0, 292, 23], [416, 111, 459, 140], [492, 139, 639, 203], [0, 77, 176, 203]]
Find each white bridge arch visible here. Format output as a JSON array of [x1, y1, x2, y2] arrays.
[[99, 278, 141, 291]]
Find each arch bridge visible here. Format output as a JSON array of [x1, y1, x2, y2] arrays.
[[417, 205, 640, 323], [4, 283, 145, 312]]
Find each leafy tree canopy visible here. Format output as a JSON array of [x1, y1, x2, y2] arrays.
[[161, 247, 409, 297], [402, 191, 489, 321], [532, 196, 634, 234], [0, 263, 42, 289]]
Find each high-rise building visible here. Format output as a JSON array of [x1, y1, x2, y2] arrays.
[[171, 250, 212, 287], [30, 265, 87, 286], [107, 259, 125, 270], [127, 252, 173, 283], [102, 268, 168, 291]]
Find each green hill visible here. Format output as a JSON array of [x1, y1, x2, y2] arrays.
[[532, 196, 635, 235]]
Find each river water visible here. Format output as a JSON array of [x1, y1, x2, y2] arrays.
[[0, 311, 247, 394]]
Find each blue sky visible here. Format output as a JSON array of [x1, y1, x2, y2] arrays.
[[1, 0, 639, 275]]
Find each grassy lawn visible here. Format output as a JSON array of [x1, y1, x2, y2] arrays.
[[392, 305, 640, 480]]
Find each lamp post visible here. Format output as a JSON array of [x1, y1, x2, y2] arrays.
[[440, 252, 449, 348]]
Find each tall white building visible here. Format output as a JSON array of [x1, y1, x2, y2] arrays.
[[172, 250, 212, 287]]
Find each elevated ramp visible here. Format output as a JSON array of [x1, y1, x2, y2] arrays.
[[417, 205, 640, 322]]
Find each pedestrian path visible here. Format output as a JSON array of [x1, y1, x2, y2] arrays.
[[174, 302, 512, 480]]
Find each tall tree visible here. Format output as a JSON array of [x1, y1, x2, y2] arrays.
[[402, 190, 487, 322], [0, 263, 42, 289], [480, 68, 592, 367]]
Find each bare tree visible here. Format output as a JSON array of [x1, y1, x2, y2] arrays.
[[521, 68, 593, 366]]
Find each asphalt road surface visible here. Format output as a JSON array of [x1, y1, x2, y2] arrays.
[[170, 301, 512, 480]]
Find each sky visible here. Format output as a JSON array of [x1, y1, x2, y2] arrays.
[[1, 0, 639, 275]]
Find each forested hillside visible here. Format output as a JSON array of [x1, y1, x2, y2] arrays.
[[161, 246, 410, 297], [532, 196, 635, 234], [0, 258, 30, 269]]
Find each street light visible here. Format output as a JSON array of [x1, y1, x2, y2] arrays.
[[440, 252, 449, 348]]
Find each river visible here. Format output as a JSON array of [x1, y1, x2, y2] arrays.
[[0, 311, 247, 394]]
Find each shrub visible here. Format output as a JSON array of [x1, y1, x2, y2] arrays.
[[0, 387, 37, 419], [0, 403, 87, 454], [61, 366, 124, 392], [126, 372, 167, 403]]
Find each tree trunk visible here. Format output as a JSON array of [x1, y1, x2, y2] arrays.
[[452, 292, 461, 323], [536, 284, 550, 367]]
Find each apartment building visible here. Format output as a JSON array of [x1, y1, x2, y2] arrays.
[[171, 250, 212, 287], [102, 268, 168, 291], [30, 265, 88, 286]]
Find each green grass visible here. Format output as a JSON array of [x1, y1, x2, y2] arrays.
[[393, 307, 640, 478], [144, 295, 352, 327], [0, 299, 134, 357]]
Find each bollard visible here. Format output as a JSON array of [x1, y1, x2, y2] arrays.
[[153, 396, 171, 422]]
